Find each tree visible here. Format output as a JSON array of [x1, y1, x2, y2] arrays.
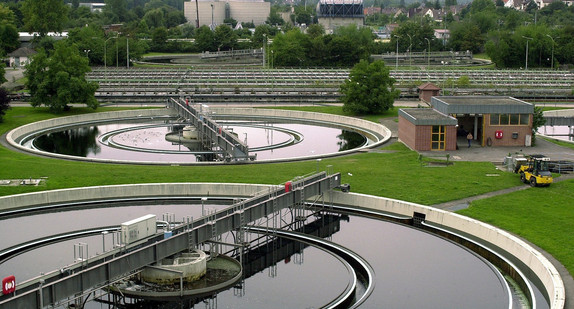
[[21, 0, 69, 37], [195, 25, 216, 52], [214, 24, 238, 51], [0, 87, 10, 123], [0, 23, 19, 54], [306, 24, 325, 39], [151, 26, 168, 47], [0, 4, 16, 25], [25, 41, 99, 113], [267, 7, 285, 26], [103, 0, 128, 23], [340, 60, 400, 115], [449, 21, 485, 53], [531, 106, 545, 145], [0, 62, 5, 84], [270, 29, 309, 67]]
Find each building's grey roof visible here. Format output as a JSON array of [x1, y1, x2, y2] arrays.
[[7, 47, 37, 57], [399, 108, 458, 125], [431, 96, 534, 115], [418, 82, 441, 90]]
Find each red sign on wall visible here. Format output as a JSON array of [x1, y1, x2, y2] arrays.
[[2, 276, 16, 295], [495, 130, 503, 139]]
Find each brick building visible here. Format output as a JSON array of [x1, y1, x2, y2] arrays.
[[398, 96, 534, 151], [418, 82, 441, 104]]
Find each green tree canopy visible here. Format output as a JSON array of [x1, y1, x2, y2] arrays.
[[340, 60, 400, 115], [195, 25, 216, 52], [0, 65, 6, 86], [25, 41, 99, 113], [214, 24, 238, 51], [449, 21, 485, 53], [0, 87, 11, 123], [0, 23, 19, 54], [21, 0, 69, 36], [271, 29, 309, 67]]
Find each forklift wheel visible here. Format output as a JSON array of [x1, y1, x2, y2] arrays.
[[530, 177, 537, 187]]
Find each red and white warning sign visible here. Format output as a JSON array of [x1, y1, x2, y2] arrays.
[[2, 276, 15, 295]]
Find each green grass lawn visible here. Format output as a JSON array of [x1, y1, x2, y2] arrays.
[[457, 180, 574, 273], [2, 106, 574, 278]]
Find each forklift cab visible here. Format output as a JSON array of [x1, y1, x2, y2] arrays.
[[527, 154, 551, 177]]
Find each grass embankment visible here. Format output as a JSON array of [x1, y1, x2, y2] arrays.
[[1, 106, 574, 277], [458, 180, 574, 273], [1, 106, 515, 204]]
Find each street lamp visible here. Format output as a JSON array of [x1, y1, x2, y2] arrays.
[[394, 35, 401, 70], [83, 49, 91, 65], [424, 38, 430, 67], [546, 34, 557, 70], [406, 33, 412, 67], [522, 36, 533, 70], [263, 34, 267, 68]]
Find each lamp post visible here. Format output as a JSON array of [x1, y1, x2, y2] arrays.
[[394, 35, 401, 70], [83, 49, 91, 65], [406, 33, 412, 67], [263, 34, 267, 68], [424, 38, 430, 67], [522, 36, 533, 70], [545, 34, 557, 70]]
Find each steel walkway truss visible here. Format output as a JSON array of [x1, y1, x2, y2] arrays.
[[0, 172, 341, 309]]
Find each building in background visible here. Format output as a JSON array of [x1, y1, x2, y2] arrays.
[[184, 0, 270, 28], [316, 0, 364, 32], [399, 96, 535, 151]]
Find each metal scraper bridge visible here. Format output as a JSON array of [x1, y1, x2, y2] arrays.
[[0, 172, 342, 309], [167, 97, 254, 161]]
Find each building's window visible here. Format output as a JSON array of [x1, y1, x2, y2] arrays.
[[490, 114, 499, 125], [520, 114, 529, 125], [490, 114, 530, 126], [431, 125, 445, 150]]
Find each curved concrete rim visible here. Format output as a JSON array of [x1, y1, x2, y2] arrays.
[[0, 183, 564, 309], [5, 108, 391, 165]]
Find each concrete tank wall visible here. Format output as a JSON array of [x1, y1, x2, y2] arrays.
[[6, 107, 391, 164], [0, 183, 564, 308], [328, 190, 565, 309]]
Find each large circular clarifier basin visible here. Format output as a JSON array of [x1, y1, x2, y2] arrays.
[[6, 108, 390, 164], [0, 183, 563, 308]]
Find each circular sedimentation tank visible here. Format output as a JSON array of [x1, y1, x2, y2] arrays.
[[6, 107, 390, 164]]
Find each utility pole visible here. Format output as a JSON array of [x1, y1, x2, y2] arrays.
[[195, 0, 200, 28]]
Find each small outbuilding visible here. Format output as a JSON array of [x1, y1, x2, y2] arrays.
[[8, 47, 36, 68], [398, 96, 535, 151], [399, 108, 458, 151], [417, 82, 441, 104]]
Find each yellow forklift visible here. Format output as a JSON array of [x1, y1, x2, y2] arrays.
[[514, 154, 553, 187]]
